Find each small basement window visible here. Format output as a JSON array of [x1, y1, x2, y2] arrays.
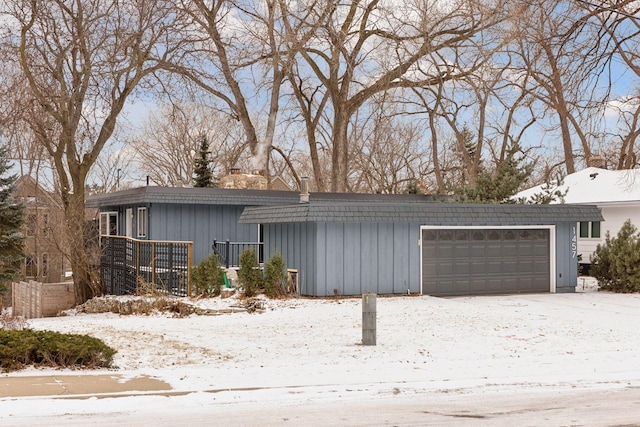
[[579, 221, 601, 238]]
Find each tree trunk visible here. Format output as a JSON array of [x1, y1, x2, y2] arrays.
[[63, 188, 100, 305], [557, 107, 576, 174], [332, 106, 350, 192]]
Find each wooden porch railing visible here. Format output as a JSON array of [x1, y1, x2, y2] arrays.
[[100, 236, 193, 296]]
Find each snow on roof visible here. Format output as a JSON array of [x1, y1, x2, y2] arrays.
[[517, 167, 640, 204]]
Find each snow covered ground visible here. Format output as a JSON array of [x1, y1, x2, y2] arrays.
[[2, 277, 640, 426]]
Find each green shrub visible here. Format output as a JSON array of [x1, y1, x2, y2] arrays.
[[0, 329, 116, 372], [191, 253, 225, 296], [591, 220, 640, 292], [264, 252, 286, 297], [238, 248, 261, 297]]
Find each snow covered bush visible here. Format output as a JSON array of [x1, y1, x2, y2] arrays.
[[0, 329, 115, 372], [591, 220, 640, 292]]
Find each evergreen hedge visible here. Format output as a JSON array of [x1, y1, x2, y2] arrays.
[[191, 253, 225, 296], [0, 329, 116, 372], [591, 220, 640, 292], [264, 252, 286, 297], [238, 248, 261, 297]]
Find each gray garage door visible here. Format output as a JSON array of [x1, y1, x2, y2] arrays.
[[421, 228, 550, 296]]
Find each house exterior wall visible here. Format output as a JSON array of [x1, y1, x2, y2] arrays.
[[578, 204, 638, 264], [15, 177, 70, 284], [262, 223, 317, 296], [262, 220, 580, 297], [264, 221, 421, 297], [102, 203, 259, 264], [555, 222, 578, 293], [316, 222, 421, 296], [150, 204, 259, 264]]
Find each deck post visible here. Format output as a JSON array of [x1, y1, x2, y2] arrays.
[[225, 240, 230, 269]]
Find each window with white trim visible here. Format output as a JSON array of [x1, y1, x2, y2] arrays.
[[137, 207, 147, 238], [99, 212, 118, 236], [579, 221, 601, 238]]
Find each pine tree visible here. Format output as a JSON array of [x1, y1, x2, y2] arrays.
[[193, 134, 213, 188], [453, 142, 534, 203], [0, 145, 25, 297], [591, 220, 640, 292]]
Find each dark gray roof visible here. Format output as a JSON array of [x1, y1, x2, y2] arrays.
[[239, 202, 603, 225], [85, 186, 441, 208]]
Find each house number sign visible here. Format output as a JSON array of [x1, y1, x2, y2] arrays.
[[571, 225, 578, 259]]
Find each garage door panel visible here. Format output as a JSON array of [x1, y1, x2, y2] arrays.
[[437, 262, 454, 275], [470, 262, 485, 274], [470, 279, 487, 293], [453, 246, 470, 258], [486, 261, 502, 274], [422, 228, 550, 297], [517, 245, 534, 257], [453, 280, 471, 294], [470, 245, 486, 257], [423, 246, 438, 258], [437, 247, 454, 258], [518, 260, 534, 274], [502, 261, 518, 274], [485, 245, 502, 258], [533, 245, 549, 256]]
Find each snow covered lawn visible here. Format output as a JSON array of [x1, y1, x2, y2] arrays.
[[2, 278, 640, 425]]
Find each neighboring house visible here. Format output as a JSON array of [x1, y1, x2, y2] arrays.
[[14, 176, 71, 283], [240, 201, 601, 297], [88, 184, 602, 297], [516, 167, 640, 272]]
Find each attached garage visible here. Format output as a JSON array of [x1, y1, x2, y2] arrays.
[[239, 201, 603, 297], [421, 227, 553, 296]]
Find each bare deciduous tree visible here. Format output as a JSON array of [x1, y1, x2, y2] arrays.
[[130, 102, 248, 186], [348, 96, 428, 194], [509, 0, 617, 174], [0, 0, 188, 303], [285, 0, 509, 192]]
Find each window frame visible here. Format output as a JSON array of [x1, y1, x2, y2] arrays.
[[137, 207, 147, 238], [25, 255, 38, 278], [99, 212, 119, 236], [579, 221, 601, 239]]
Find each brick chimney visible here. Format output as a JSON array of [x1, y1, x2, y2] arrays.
[[588, 155, 606, 169], [220, 169, 267, 189]]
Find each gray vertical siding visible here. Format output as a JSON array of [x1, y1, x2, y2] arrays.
[[311, 222, 421, 297], [263, 222, 317, 296], [555, 222, 579, 292], [263, 220, 577, 297], [148, 204, 258, 264]]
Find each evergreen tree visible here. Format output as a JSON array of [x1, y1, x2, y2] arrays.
[[515, 171, 567, 204], [193, 134, 214, 188], [453, 142, 534, 203], [0, 145, 25, 297], [591, 220, 640, 292]]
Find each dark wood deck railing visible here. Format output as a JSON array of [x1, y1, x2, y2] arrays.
[[212, 239, 263, 268], [100, 236, 193, 296]]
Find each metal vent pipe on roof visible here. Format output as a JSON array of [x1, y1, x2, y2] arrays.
[[300, 176, 309, 203]]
